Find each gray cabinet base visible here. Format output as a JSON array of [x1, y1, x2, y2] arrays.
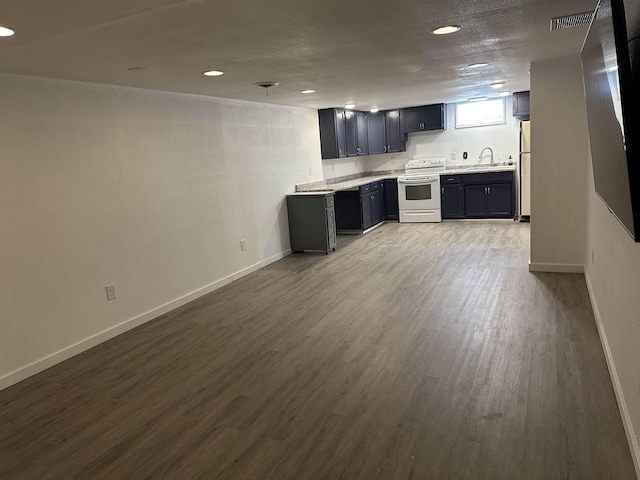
[[287, 193, 337, 254]]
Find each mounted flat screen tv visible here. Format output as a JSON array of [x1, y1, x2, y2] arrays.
[[581, 0, 640, 241]]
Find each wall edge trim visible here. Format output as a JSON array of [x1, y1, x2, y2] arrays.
[[0, 249, 292, 392], [585, 272, 640, 478], [528, 262, 584, 273]]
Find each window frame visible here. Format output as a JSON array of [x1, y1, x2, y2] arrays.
[[455, 98, 507, 129]]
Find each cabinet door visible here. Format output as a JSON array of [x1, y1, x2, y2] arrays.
[[335, 109, 347, 158], [464, 185, 488, 217], [371, 190, 383, 225], [318, 108, 346, 159], [384, 179, 399, 220], [344, 110, 358, 156], [355, 111, 369, 155], [367, 112, 386, 155], [361, 193, 373, 230], [379, 181, 386, 219], [422, 103, 446, 130], [441, 184, 463, 218], [385, 110, 403, 153], [486, 183, 513, 217], [402, 107, 423, 132]]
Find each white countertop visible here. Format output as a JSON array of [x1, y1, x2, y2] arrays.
[[294, 165, 516, 193], [441, 165, 516, 175]]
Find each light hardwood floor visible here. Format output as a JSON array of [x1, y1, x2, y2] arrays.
[[0, 222, 636, 479]]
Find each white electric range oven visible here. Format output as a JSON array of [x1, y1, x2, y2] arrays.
[[397, 158, 445, 223]]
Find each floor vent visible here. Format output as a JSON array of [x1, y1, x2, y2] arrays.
[[550, 11, 594, 30]]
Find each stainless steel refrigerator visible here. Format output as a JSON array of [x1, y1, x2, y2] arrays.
[[519, 120, 531, 221]]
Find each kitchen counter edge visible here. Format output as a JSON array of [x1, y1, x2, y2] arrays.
[[294, 166, 516, 193]]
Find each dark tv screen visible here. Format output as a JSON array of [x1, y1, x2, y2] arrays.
[[581, 0, 640, 241]]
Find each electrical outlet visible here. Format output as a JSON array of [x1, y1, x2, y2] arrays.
[[450, 152, 457, 162], [240, 239, 246, 251], [105, 284, 117, 301], [308, 167, 313, 176]]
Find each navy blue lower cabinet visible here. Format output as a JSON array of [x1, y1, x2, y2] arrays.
[[464, 185, 489, 217], [486, 183, 513, 216], [335, 181, 390, 232], [361, 192, 373, 230], [451, 171, 515, 219], [440, 175, 464, 219]]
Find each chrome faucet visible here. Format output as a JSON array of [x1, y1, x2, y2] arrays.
[[479, 147, 494, 166]]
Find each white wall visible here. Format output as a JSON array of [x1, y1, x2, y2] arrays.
[[0, 73, 323, 389], [321, 99, 520, 178], [585, 140, 640, 476], [529, 56, 589, 272]]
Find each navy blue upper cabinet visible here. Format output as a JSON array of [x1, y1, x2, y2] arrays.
[[401, 107, 423, 133], [355, 111, 369, 156], [319, 108, 370, 159], [344, 110, 358, 156], [318, 108, 347, 159], [384, 110, 403, 153], [401, 104, 447, 133], [513, 91, 530, 120], [367, 112, 386, 155], [319, 108, 407, 159]]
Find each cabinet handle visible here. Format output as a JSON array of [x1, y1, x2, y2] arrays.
[[485, 187, 488, 194], [441, 187, 444, 195], [488, 187, 491, 194], [384, 146, 388, 153]]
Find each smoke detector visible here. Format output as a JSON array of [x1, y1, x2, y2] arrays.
[[254, 81, 279, 95], [550, 11, 593, 30]]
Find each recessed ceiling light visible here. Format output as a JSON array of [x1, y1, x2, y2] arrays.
[[490, 81, 506, 89], [468, 63, 489, 68], [432, 25, 461, 35], [344, 103, 356, 109], [0, 26, 15, 37], [301, 89, 316, 94], [370, 108, 380, 113], [203, 70, 224, 77], [468, 96, 488, 102], [499, 91, 512, 96]]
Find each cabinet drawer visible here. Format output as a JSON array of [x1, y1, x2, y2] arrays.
[[359, 183, 371, 195], [462, 171, 514, 184], [441, 175, 461, 184], [325, 195, 335, 208]]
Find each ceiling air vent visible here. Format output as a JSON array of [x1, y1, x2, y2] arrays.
[[550, 11, 594, 30]]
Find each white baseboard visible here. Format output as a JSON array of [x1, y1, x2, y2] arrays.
[[528, 262, 584, 273], [585, 273, 640, 478], [0, 249, 292, 392]]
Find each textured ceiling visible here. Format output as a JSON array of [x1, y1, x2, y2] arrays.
[[0, 0, 597, 109]]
